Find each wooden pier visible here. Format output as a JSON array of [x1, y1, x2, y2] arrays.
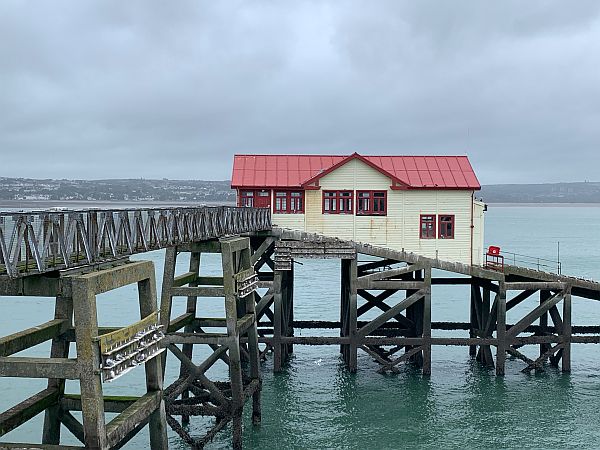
[[2, 207, 600, 449]]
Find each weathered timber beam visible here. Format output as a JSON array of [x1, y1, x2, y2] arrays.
[[572, 336, 600, 343], [172, 271, 198, 287], [168, 313, 195, 332], [353, 243, 505, 281], [171, 286, 225, 297], [357, 264, 422, 283], [179, 240, 221, 253], [506, 290, 536, 311], [59, 409, 85, 443], [0, 443, 83, 449], [105, 391, 161, 449], [0, 319, 68, 357], [0, 275, 62, 297], [357, 259, 400, 274], [262, 335, 571, 346], [357, 280, 425, 290], [195, 276, 225, 286], [358, 290, 424, 337], [484, 293, 499, 336], [250, 237, 275, 266], [359, 345, 393, 366], [61, 394, 138, 413], [194, 317, 227, 328], [220, 235, 250, 253], [163, 332, 231, 346], [506, 346, 534, 365], [62, 327, 122, 342], [379, 346, 424, 372], [522, 344, 564, 373], [0, 388, 59, 436], [505, 282, 564, 291], [256, 290, 274, 316], [549, 305, 564, 334], [506, 292, 564, 340], [0, 357, 79, 379], [237, 314, 255, 335], [167, 344, 229, 406], [73, 260, 154, 294]]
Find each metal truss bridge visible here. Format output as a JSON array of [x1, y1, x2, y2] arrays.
[[0, 206, 271, 278]]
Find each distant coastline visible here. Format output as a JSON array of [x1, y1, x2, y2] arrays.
[[3, 177, 600, 208]]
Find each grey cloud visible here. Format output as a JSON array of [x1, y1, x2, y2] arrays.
[[0, 1, 599, 183]]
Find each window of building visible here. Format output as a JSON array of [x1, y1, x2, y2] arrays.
[[420, 215, 436, 239], [356, 190, 387, 216], [323, 190, 353, 214], [239, 190, 270, 208], [439, 215, 455, 239], [240, 190, 254, 207], [274, 191, 304, 214]]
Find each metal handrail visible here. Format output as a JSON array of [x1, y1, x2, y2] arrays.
[[486, 249, 561, 274]]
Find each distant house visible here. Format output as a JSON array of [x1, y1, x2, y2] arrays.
[[231, 153, 485, 265]]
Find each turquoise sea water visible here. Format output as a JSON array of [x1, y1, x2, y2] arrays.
[[2, 205, 600, 449]]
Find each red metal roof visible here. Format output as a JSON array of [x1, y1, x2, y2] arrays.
[[231, 153, 480, 190]]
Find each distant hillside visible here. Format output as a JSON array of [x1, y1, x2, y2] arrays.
[[0, 177, 235, 202], [480, 182, 600, 203], [1, 177, 599, 204]]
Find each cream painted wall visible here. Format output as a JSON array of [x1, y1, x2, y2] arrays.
[[252, 158, 485, 265]]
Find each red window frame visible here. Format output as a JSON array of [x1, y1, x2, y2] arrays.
[[420, 215, 436, 239], [274, 190, 304, 214], [238, 190, 270, 208], [323, 190, 353, 214], [438, 215, 455, 239], [356, 190, 387, 216]]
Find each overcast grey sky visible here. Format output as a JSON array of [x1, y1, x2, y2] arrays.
[[1, 1, 599, 184]]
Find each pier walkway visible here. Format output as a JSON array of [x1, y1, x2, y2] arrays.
[[2, 207, 600, 449]]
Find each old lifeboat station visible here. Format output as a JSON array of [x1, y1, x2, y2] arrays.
[[231, 152, 485, 265], [5, 153, 600, 449]]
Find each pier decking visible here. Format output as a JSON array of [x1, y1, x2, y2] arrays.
[[1, 207, 600, 449]]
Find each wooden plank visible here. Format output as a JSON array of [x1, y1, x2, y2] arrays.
[[162, 332, 231, 346], [105, 391, 161, 448], [237, 314, 255, 335], [0, 443, 83, 449], [0, 388, 59, 436], [0, 319, 67, 357], [358, 290, 424, 337], [61, 394, 139, 413], [250, 237, 275, 266], [59, 409, 85, 443], [562, 288, 572, 372], [195, 317, 228, 328], [506, 290, 536, 311], [357, 264, 422, 283], [356, 279, 425, 290], [167, 312, 195, 332], [171, 286, 225, 297], [505, 291, 563, 340], [196, 276, 224, 286], [0, 357, 79, 379], [76, 260, 154, 294], [505, 282, 564, 291], [172, 271, 197, 287]]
